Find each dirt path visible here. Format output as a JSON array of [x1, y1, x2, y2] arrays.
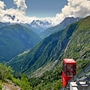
[[2, 83, 21, 90]]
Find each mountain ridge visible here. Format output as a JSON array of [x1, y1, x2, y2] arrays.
[[8, 17, 79, 75], [40, 17, 80, 38], [0, 24, 41, 62]]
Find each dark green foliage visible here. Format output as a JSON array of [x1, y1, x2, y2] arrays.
[[0, 24, 41, 62], [63, 16, 90, 61], [0, 85, 2, 90], [0, 81, 2, 90], [11, 74, 32, 90], [0, 63, 13, 81], [76, 60, 89, 73], [53, 80, 62, 90], [0, 63, 32, 90], [29, 66, 62, 90]]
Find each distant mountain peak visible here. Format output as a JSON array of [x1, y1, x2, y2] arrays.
[[30, 20, 53, 32], [40, 17, 81, 39], [60, 17, 81, 26], [31, 20, 52, 26]]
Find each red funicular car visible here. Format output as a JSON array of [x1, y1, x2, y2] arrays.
[[62, 59, 76, 87]]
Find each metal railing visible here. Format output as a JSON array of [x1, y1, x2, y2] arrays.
[[60, 62, 90, 90], [66, 61, 90, 90]]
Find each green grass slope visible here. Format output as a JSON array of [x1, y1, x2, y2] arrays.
[[63, 16, 90, 60]]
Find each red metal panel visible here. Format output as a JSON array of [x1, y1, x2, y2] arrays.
[[62, 71, 72, 87], [62, 71, 67, 87], [64, 59, 76, 64]]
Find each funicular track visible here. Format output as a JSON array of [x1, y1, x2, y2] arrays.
[[61, 61, 90, 90]]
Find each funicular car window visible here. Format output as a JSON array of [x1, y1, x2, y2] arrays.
[[66, 64, 76, 77]]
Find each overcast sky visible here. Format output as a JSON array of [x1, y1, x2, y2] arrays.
[[0, 0, 90, 25]]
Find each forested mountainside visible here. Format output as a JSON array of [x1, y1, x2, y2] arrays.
[[7, 16, 90, 89], [40, 17, 80, 39], [0, 24, 41, 62], [8, 16, 90, 77], [63, 16, 90, 60]]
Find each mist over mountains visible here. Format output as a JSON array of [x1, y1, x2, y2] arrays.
[[1, 14, 54, 33], [0, 15, 81, 35]]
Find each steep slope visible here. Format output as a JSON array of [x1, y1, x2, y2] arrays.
[[8, 20, 78, 75], [8, 16, 90, 76], [63, 16, 90, 61], [0, 24, 41, 62], [8, 16, 90, 90], [34, 16, 90, 90], [40, 17, 80, 39]]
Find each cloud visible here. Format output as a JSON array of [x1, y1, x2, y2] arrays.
[[62, 0, 90, 17], [0, 1, 5, 9], [55, 0, 90, 24], [0, 1, 5, 19], [0, 0, 54, 25], [13, 0, 27, 13], [2, 8, 36, 23], [0, 0, 32, 23], [0, 0, 90, 25]]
